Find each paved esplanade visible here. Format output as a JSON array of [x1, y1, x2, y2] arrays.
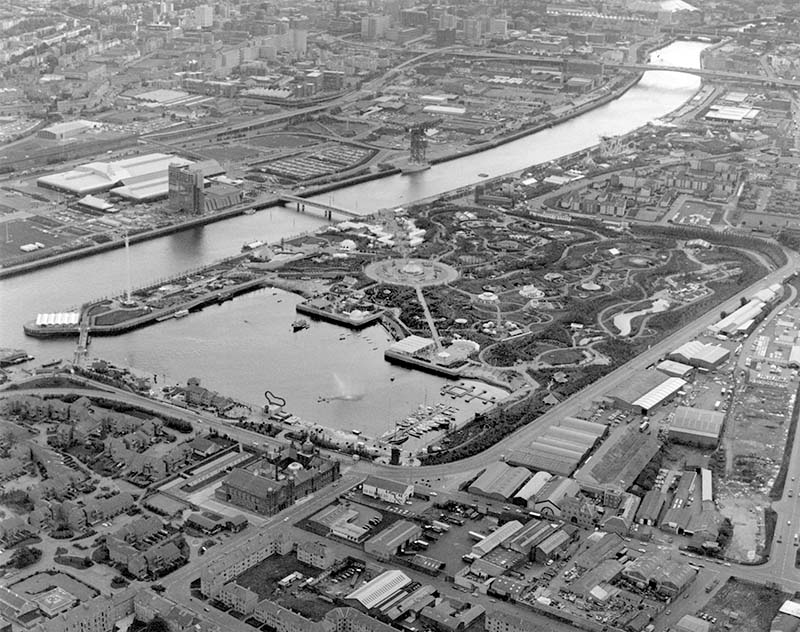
[[364, 258, 459, 287]]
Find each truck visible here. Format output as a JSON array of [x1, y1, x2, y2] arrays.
[[431, 520, 451, 532], [639, 421, 650, 433], [706, 577, 720, 593], [468, 531, 485, 541]]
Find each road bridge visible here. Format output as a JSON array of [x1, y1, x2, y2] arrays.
[[609, 62, 800, 87], [441, 50, 800, 88], [277, 193, 362, 220]]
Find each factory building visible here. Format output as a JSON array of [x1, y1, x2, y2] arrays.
[[656, 359, 694, 378], [636, 489, 668, 526], [512, 471, 552, 507], [38, 119, 99, 140], [506, 417, 606, 477], [364, 520, 422, 561], [38, 153, 193, 198], [468, 462, 531, 501], [709, 284, 782, 337], [346, 570, 411, 610], [532, 476, 581, 518], [622, 553, 697, 597], [669, 406, 725, 448], [471, 520, 524, 558], [609, 373, 686, 415], [668, 341, 730, 371], [361, 476, 413, 505]]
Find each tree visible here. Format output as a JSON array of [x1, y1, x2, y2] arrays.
[[142, 615, 170, 632], [9, 546, 42, 569]]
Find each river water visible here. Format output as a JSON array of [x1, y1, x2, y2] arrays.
[[0, 41, 707, 436]]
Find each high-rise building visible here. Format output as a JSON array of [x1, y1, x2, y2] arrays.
[[463, 18, 482, 44], [361, 14, 389, 40], [490, 18, 508, 37], [168, 164, 204, 214], [195, 4, 213, 27]]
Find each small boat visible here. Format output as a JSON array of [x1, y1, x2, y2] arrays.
[[242, 240, 265, 251], [173, 309, 189, 318], [479, 172, 489, 178], [156, 313, 175, 322], [243, 209, 255, 215], [292, 319, 309, 332], [40, 359, 61, 368], [389, 435, 409, 445], [401, 162, 431, 175], [351, 429, 361, 436]]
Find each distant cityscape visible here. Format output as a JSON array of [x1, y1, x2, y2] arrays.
[[3, 2, 800, 632]]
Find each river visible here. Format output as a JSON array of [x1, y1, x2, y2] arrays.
[[0, 41, 707, 437]]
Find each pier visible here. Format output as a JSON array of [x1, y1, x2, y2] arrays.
[[441, 383, 498, 405], [295, 302, 384, 329]]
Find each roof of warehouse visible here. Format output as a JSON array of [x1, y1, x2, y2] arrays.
[[633, 377, 686, 410], [363, 475, 411, 495], [671, 340, 729, 364], [657, 359, 694, 376], [365, 520, 419, 550], [609, 370, 669, 405], [513, 471, 552, 501], [38, 152, 192, 195], [670, 406, 724, 438], [507, 449, 577, 476], [560, 416, 606, 437], [469, 462, 531, 499], [346, 570, 411, 609], [388, 335, 435, 355]]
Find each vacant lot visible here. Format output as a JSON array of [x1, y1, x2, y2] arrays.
[[702, 578, 788, 632], [235, 553, 331, 621]]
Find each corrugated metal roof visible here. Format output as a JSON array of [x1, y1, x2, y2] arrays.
[[633, 377, 686, 411], [670, 406, 724, 439], [346, 570, 410, 609]]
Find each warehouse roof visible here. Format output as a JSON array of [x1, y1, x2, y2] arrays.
[[633, 377, 686, 411], [366, 520, 420, 551], [472, 520, 524, 557], [536, 529, 570, 554], [388, 335, 435, 355], [513, 471, 552, 502], [710, 300, 765, 334], [636, 489, 668, 523], [469, 462, 530, 500], [671, 406, 724, 440], [347, 570, 410, 609], [38, 153, 192, 195], [363, 475, 411, 495], [609, 370, 669, 406], [670, 340, 729, 366], [657, 359, 693, 377]]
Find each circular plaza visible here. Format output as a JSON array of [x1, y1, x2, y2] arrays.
[[364, 258, 458, 287]]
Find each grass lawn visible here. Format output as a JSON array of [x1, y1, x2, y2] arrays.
[[235, 553, 319, 600], [93, 308, 150, 326], [541, 348, 585, 365]]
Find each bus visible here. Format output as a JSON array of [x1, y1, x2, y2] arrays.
[[639, 421, 650, 433]]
